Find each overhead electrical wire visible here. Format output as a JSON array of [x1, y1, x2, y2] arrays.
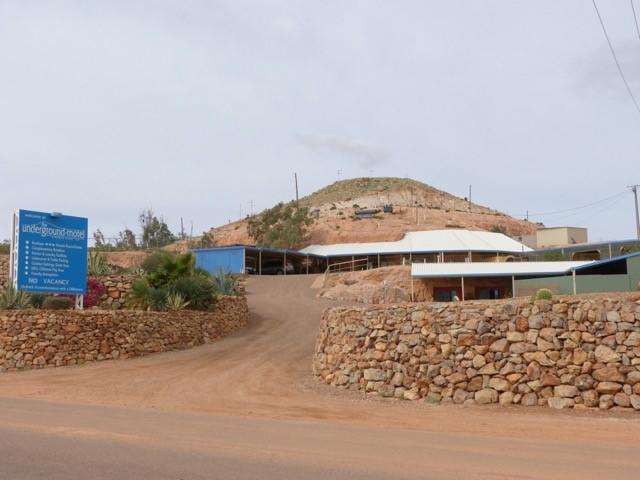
[[632, 0, 640, 40], [591, 0, 640, 114], [509, 191, 628, 218]]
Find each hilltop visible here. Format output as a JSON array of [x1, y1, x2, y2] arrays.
[[206, 177, 538, 247]]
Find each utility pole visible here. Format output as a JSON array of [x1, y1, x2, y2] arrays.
[[180, 217, 185, 239], [249, 199, 254, 216], [294, 173, 299, 207], [630, 185, 640, 240]]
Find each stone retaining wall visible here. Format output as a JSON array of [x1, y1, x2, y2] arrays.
[[314, 294, 640, 411], [0, 255, 8, 290], [0, 296, 248, 372], [98, 274, 133, 309]]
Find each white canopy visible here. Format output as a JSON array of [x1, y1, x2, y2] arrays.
[[411, 260, 592, 278], [300, 229, 533, 257]]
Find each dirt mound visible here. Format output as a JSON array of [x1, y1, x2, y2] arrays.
[[207, 177, 538, 247], [101, 251, 149, 270], [318, 266, 422, 304]]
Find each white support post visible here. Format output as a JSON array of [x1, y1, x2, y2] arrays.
[[75, 294, 83, 310], [512, 275, 515, 298], [8, 210, 18, 288], [572, 269, 577, 295], [461, 276, 465, 301]]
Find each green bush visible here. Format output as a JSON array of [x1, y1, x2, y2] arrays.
[[146, 252, 196, 288], [141, 251, 175, 275], [171, 275, 216, 310], [88, 251, 112, 276], [0, 285, 32, 309], [542, 251, 563, 261], [29, 293, 47, 309], [165, 292, 190, 311], [533, 288, 553, 301], [211, 269, 239, 296], [42, 296, 73, 310]]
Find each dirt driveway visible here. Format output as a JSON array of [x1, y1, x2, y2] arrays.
[[0, 276, 638, 479]]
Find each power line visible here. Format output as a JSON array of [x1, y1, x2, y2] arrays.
[[513, 191, 627, 218], [632, 0, 640, 40], [591, 0, 640, 115]]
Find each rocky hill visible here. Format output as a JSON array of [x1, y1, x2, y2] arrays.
[[206, 177, 538, 248]]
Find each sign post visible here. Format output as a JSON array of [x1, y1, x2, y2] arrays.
[[10, 210, 88, 307]]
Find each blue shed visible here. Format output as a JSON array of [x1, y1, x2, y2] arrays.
[[194, 246, 245, 274]]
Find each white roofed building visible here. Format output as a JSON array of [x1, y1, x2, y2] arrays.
[[300, 229, 532, 271]]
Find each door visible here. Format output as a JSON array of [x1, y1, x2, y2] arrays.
[[434, 287, 462, 302]]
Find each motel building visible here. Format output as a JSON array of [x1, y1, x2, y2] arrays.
[[192, 229, 640, 302]]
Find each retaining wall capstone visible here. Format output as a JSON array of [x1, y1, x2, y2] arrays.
[[313, 294, 640, 411], [0, 295, 248, 372]]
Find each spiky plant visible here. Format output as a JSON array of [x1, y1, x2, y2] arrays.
[[0, 284, 32, 309], [88, 251, 112, 276], [165, 292, 190, 311], [211, 269, 239, 296]]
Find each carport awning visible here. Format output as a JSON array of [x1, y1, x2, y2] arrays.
[[411, 261, 592, 278]]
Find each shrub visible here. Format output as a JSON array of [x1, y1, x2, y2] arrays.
[[0, 285, 32, 309], [542, 251, 564, 261], [42, 296, 73, 310], [29, 293, 47, 309], [128, 278, 153, 310], [84, 278, 107, 308], [165, 292, 190, 311], [141, 251, 175, 275], [171, 275, 216, 310], [534, 288, 553, 301], [146, 252, 197, 288], [88, 251, 112, 276], [211, 269, 239, 296], [490, 225, 507, 235]]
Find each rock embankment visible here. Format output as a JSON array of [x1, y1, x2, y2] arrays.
[[314, 294, 640, 411], [0, 296, 248, 372]]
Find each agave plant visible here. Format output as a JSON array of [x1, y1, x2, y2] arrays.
[[0, 284, 32, 310], [165, 292, 190, 311], [211, 269, 239, 296], [87, 251, 112, 276]]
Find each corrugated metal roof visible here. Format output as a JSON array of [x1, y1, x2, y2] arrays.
[[300, 230, 533, 257], [411, 261, 592, 278]]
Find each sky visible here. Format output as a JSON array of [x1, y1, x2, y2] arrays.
[[1, 0, 639, 244]]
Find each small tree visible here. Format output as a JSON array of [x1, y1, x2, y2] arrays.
[[490, 225, 507, 235], [116, 228, 138, 250], [93, 229, 106, 249], [542, 251, 563, 261], [139, 209, 176, 249], [247, 202, 313, 249], [191, 230, 216, 249]]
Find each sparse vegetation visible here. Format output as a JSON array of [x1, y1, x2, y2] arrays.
[[247, 202, 313, 249], [139, 209, 176, 249], [87, 251, 112, 276], [42, 296, 74, 310], [542, 251, 564, 261], [490, 225, 507, 234], [533, 288, 553, 301], [0, 285, 32, 309], [127, 252, 225, 311], [0, 240, 9, 255]]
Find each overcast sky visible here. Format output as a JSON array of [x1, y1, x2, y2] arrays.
[[1, 1, 639, 243]]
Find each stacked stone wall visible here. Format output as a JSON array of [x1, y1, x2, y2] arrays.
[[0, 295, 248, 372], [0, 255, 8, 290], [314, 294, 640, 411]]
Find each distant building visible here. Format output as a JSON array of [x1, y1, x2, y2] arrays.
[[519, 226, 588, 249]]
